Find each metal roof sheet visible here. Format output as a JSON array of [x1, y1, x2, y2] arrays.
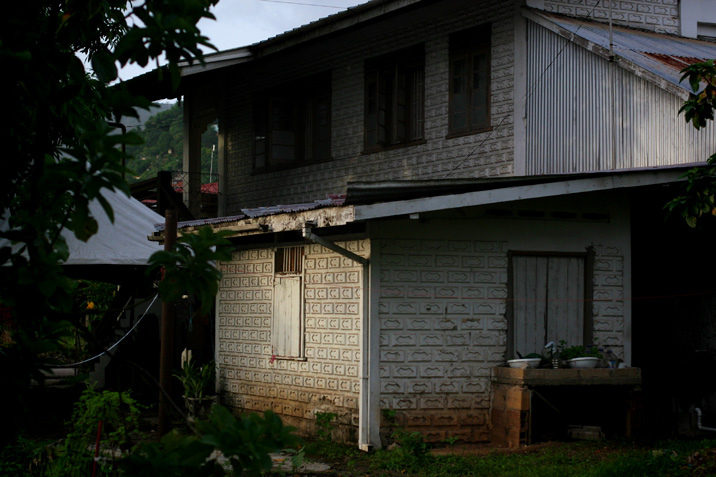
[[537, 11, 716, 94], [241, 195, 346, 218], [162, 194, 347, 231]]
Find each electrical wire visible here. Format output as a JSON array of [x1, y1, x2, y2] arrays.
[[258, 0, 346, 8], [442, 1, 603, 179], [49, 293, 160, 368]]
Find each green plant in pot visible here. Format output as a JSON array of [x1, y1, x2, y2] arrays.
[[175, 349, 216, 421], [557, 340, 603, 368]]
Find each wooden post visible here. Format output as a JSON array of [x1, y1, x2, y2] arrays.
[[158, 209, 177, 436]]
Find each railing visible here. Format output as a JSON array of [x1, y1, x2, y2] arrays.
[[130, 171, 220, 220], [169, 171, 219, 195]]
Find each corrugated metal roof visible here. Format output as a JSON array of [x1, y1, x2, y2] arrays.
[[537, 11, 716, 94], [241, 194, 346, 218], [159, 194, 347, 231]]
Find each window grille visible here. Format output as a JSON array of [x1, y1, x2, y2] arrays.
[[275, 246, 303, 275]]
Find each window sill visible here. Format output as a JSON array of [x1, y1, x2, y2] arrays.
[[445, 126, 493, 140], [361, 139, 426, 155], [272, 356, 307, 362]]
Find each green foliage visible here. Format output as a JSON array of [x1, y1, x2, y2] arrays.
[[0, 435, 60, 476], [121, 405, 299, 476], [363, 439, 716, 477], [370, 411, 430, 474], [49, 385, 146, 475], [75, 280, 117, 315], [0, 0, 219, 443], [174, 354, 216, 400], [679, 60, 716, 130], [558, 340, 603, 361], [667, 60, 716, 227], [382, 408, 398, 425], [1, 318, 75, 411], [315, 411, 337, 442], [148, 226, 233, 314], [126, 104, 184, 180], [126, 104, 219, 183], [665, 152, 716, 228]]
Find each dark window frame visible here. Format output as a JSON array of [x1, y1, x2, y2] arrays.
[[363, 45, 425, 152], [505, 248, 595, 360], [253, 73, 332, 173], [448, 25, 492, 137]]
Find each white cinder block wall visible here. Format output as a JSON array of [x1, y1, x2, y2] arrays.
[[373, 193, 630, 442], [542, 0, 680, 34], [217, 241, 368, 440]]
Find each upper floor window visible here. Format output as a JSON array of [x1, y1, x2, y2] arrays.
[[449, 25, 491, 136], [364, 45, 425, 151], [254, 73, 331, 172]]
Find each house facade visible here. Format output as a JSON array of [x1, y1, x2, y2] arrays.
[[166, 0, 716, 447]]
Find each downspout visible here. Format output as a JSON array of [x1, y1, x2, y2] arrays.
[[695, 408, 716, 432], [302, 223, 373, 450]]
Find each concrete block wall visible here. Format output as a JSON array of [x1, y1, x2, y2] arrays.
[[592, 244, 627, 360], [377, 238, 509, 443], [223, 1, 516, 212], [216, 240, 367, 441], [376, 237, 627, 442], [542, 0, 680, 34]]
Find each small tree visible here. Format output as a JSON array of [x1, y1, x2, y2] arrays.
[[0, 0, 218, 444], [665, 60, 716, 227]]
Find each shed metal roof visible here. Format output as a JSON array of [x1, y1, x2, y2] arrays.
[[157, 194, 347, 232]]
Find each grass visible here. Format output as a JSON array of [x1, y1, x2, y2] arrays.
[[300, 437, 716, 476], [4, 410, 715, 476]]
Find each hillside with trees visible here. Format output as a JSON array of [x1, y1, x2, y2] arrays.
[[126, 102, 219, 183]]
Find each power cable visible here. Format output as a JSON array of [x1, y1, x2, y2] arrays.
[[49, 293, 160, 368], [258, 0, 346, 8], [442, 1, 602, 178]]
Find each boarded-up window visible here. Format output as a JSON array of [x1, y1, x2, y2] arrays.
[[272, 247, 304, 358], [510, 254, 592, 357]]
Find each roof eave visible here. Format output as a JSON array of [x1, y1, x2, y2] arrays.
[[353, 167, 690, 221]]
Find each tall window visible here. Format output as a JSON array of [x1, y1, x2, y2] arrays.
[[364, 45, 425, 151], [254, 73, 331, 171], [449, 25, 491, 135], [272, 246, 304, 358]]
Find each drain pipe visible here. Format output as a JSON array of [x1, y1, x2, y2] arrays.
[[302, 222, 373, 450], [303, 222, 368, 267], [695, 408, 716, 432]]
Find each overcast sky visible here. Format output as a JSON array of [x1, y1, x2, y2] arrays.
[[118, 0, 368, 81]]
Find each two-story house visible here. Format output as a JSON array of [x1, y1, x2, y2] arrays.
[[146, 0, 716, 447]]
